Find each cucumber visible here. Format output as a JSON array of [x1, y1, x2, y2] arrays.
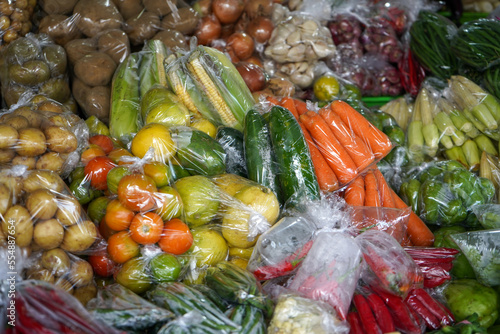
[[244, 109, 282, 203], [267, 106, 321, 206], [109, 53, 141, 145], [216, 127, 247, 177], [229, 305, 266, 334]]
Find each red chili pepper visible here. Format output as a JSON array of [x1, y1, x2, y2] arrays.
[[353, 294, 383, 334], [375, 289, 422, 334], [347, 312, 364, 334], [424, 276, 450, 289], [404, 247, 460, 258], [16, 297, 59, 334], [406, 294, 441, 330], [411, 289, 454, 326], [366, 293, 396, 333]]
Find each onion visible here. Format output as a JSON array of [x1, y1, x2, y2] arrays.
[[226, 32, 254, 60], [212, 0, 244, 25], [246, 17, 273, 44], [220, 23, 235, 40], [192, 0, 213, 17], [234, 13, 249, 32], [195, 14, 222, 45], [246, 55, 263, 68], [235, 62, 266, 92], [245, 0, 273, 18]]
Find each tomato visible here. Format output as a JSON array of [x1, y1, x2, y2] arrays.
[[129, 212, 164, 245], [108, 148, 134, 165], [117, 174, 158, 212], [104, 199, 134, 231], [89, 134, 114, 154], [81, 145, 106, 165], [87, 196, 111, 224], [115, 257, 152, 294], [84, 156, 116, 191], [107, 231, 140, 264], [158, 218, 193, 255], [99, 218, 117, 240], [88, 253, 118, 277]]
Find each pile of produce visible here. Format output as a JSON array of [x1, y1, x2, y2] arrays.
[[1, 1, 500, 334]]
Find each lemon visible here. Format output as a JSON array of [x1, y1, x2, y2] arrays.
[[145, 101, 190, 127], [190, 117, 217, 138], [131, 123, 176, 162], [229, 257, 248, 270], [212, 173, 251, 197], [155, 186, 183, 221], [229, 246, 254, 260], [191, 227, 228, 267], [314, 76, 340, 102]]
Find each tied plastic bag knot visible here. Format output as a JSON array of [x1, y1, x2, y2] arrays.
[[119, 147, 156, 173], [247, 212, 272, 241], [8, 164, 29, 177], [175, 310, 205, 328], [141, 244, 164, 260]]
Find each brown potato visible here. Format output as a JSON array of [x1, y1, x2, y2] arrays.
[[33, 218, 64, 249], [12, 107, 42, 128], [12, 155, 37, 170], [74, 0, 124, 38], [41, 248, 70, 276], [4, 115, 29, 130], [3, 84, 27, 107], [74, 52, 116, 87], [56, 197, 81, 226], [44, 126, 78, 153], [0, 224, 7, 246], [23, 170, 65, 193], [26, 189, 58, 220], [37, 100, 65, 114], [15, 128, 47, 156], [85, 85, 111, 123], [61, 220, 98, 253], [38, 14, 83, 46], [55, 278, 73, 294], [27, 269, 55, 283], [0, 183, 12, 216], [143, 0, 177, 16], [46, 115, 71, 128], [42, 44, 68, 77], [161, 7, 200, 35], [0, 174, 23, 200], [63, 97, 78, 114], [0, 149, 15, 163], [8, 60, 51, 86], [39, 77, 71, 103], [0, 124, 18, 149], [72, 77, 90, 113], [36, 152, 64, 174], [125, 11, 160, 46], [39, 0, 78, 15], [1, 205, 33, 247], [152, 29, 187, 51], [97, 29, 130, 64], [113, 0, 143, 20], [73, 284, 97, 306], [68, 260, 93, 287], [64, 39, 97, 65]]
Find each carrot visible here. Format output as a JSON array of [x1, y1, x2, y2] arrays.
[[280, 97, 300, 120], [390, 188, 435, 246], [319, 107, 375, 171], [364, 171, 381, 207], [401, 234, 414, 246], [298, 121, 339, 192], [294, 99, 310, 116], [300, 111, 358, 184], [344, 177, 365, 206], [374, 168, 395, 208], [266, 95, 280, 105], [330, 100, 393, 159]]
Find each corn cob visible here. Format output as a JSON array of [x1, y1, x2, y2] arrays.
[[456, 75, 500, 122]]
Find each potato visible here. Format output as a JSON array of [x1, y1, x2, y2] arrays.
[[39, 77, 71, 103], [38, 14, 83, 46], [72, 77, 90, 113], [26, 189, 58, 220], [12, 108, 42, 128], [33, 218, 64, 249], [3, 84, 28, 107], [9, 60, 51, 86], [85, 85, 111, 123], [0, 149, 15, 163], [4, 115, 29, 130], [161, 7, 199, 35], [0, 174, 23, 200], [0, 183, 12, 216], [61, 220, 98, 253], [113, 0, 143, 20], [23, 170, 65, 193], [46, 115, 71, 129], [27, 269, 55, 283], [64, 39, 97, 65], [12, 155, 37, 170], [0, 124, 18, 149], [55, 278, 74, 294], [97, 29, 130, 64], [42, 44, 68, 77], [143, 0, 177, 16], [0, 225, 7, 246], [44, 126, 78, 154], [74, 52, 116, 87], [152, 29, 187, 51], [74, 0, 124, 38], [4, 37, 39, 64], [15, 128, 47, 157], [63, 97, 79, 114], [37, 100, 65, 114], [39, 0, 78, 15], [41, 248, 70, 276], [73, 284, 97, 306], [125, 11, 160, 46], [36, 152, 64, 173], [1, 205, 33, 247], [68, 260, 93, 287], [56, 197, 81, 226]]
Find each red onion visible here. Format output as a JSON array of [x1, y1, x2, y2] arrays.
[[212, 0, 244, 25], [195, 15, 222, 45], [226, 32, 254, 60], [235, 62, 266, 92], [246, 17, 273, 44]]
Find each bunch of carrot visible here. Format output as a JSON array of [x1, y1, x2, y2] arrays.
[[266, 96, 434, 247]]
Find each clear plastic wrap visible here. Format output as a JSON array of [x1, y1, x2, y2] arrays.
[[472, 204, 500, 229], [349, 206, 410, 243], [0, 33, 73, 107], [0, 0, 37, 49], [355, 230, 423, 298], [451, 229, 500, 287]]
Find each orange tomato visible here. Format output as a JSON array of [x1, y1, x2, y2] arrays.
[[104, 199, 135, 231], [108, 148, 134, 165], [118, 174, 158, 212], [84, 156, 116, 191], [81, 145, 106, 165], [107, 231, 140, 264], [99, 217, 118, 240], [158, 218, 193, 255], [129, 212, 164, 245], [89, 134, 114, 154]]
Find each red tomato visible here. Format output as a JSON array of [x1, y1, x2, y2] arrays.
[[117, 174, 158, 212], [84, 156, 116, 191], [158, 218, 193, 255], [89, 135, 114, 154], [88, 253, 118, 277]]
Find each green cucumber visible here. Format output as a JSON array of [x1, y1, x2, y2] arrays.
[[216, 127, 247, 177], [267, 106, 320, 206], [229, 305, 266, 334]]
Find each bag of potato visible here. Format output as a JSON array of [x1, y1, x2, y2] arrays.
[[24, 248, 98, 307], [0, 0, 37, 50], [0, 33, 74, 108], [0, 165, 105, 255], [0, 97, 89, 177]]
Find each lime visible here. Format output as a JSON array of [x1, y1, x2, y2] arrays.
[[115, 257, 152, 294], [149, 253, 182, 282], [107, 166, 131, 194], [313, 76, 340, 102], [155, 186, 183, 221], [87, 196, 111, 224]]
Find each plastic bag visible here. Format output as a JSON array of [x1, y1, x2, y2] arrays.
[[349, 206, 410, 243], [268, 293, 349, 334], [0, 0, 37, 49], [472, 204, 500, 229], [0, 33, 73, 107], [451, 229, 500, 287]]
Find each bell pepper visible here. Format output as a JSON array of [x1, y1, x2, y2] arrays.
[[419, 179, 445, 224], [441, 198, 467, 225]]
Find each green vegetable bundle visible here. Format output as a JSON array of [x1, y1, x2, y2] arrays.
[[484, 65, 500, 101]]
